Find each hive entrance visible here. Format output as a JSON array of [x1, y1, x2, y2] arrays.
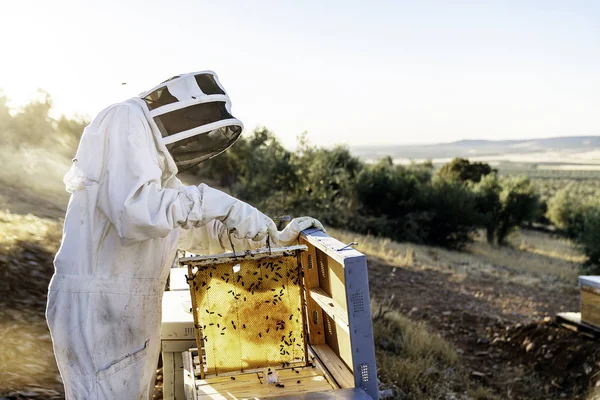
[[186, 247, 307, 375]]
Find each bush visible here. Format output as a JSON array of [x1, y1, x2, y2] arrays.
[[355, 158, 420, 238], [414, 178, 479, 248]]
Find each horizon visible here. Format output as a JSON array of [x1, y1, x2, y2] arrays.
[[2, 1, 599, 148], [351, 134, 600, 148]]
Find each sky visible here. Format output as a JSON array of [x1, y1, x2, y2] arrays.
[[1, 0, 599, 148]]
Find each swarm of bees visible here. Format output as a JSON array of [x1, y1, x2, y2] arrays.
[[187, 254, 306, 373]]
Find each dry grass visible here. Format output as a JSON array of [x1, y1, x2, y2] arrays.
[[469, 230, 580, 283], [512, 229, 585, 263], [372, 302, 496, 399], [0, 210, 63, 397], [328, 227, 582, 287], [468, 386, 501, 400], [372, 303, 460, 398]]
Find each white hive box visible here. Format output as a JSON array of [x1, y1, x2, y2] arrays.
[[169, 267, 190, 291], [162, 290, 196, 400]]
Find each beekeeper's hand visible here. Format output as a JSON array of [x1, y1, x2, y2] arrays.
[[200, 184, 279, 242], [277, 217, 326, 246]]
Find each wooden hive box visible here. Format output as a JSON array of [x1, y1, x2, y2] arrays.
[[178, 229, 378, 400], [580, 276, 600, 327]]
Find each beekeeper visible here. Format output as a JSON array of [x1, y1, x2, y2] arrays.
[[46, 71, 323, 399]]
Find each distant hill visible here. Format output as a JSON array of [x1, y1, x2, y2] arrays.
[[352, 136, 600, 161]]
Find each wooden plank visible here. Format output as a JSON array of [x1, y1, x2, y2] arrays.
[[581, 285, 600, 296], [180, 245, 307, 266], [195, 375, 333, 399], [300, 238, 326, 345], [300, 229, 364, 266], [321, 313, 353, 372], [196, 373, 261, 386], [163, 352, 175, 400], [556, 312, 600, 339], [310, 344, 355, 389], [187, 266, 205, 379], [196, 380, 333, 399], [182, 351, 196, 400], [315, 249, 331, 295], [199, 374, 329, 393], [193, 365, 336, 399], [307, 346, 339, 391], [297, 251, 310, 363], [309, 288, 349, 333], [326, 256, 348, 314]]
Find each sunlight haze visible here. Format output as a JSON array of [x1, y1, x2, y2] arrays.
[[2, 0, 599, 148]]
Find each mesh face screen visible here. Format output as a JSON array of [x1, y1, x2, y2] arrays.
[[165, 125, 242, 171], [153, 101, 234, 137], [141, 86, 179, 111], [188, 255, 306, 374]]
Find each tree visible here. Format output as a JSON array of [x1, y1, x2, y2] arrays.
[[355, 159, 420, 239], [471, 175, 539, 245], [495, 176, 540, 245], [437, 158, 495, 184], [293, 144, 363, 227], [546, 186, 586, 237], [472, 174, 502, 244]]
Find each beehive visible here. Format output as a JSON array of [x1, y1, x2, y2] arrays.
[[185, 246, 307, 375], [580, 276, 600, 327]]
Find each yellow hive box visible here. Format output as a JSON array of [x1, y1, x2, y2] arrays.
[[580, 276, 600, 327]]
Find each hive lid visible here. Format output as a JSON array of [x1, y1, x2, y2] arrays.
[[579, 276, 600, 289]]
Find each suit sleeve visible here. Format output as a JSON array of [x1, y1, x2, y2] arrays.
[[96, 104, 206, 243], [178, 219, 267, 254]]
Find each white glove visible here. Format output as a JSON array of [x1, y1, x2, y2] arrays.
[[277, 217, 325, 246], [200, 184, 278, 242]]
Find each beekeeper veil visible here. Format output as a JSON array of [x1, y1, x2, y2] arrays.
[[138, 71, 243, 171]]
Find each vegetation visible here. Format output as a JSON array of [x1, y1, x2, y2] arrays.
[[372, 302, 460, 399], [437, 157, 496, 183], [3, 92, 599, 270]]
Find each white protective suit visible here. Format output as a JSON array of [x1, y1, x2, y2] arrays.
[[46, 71, 323, 399]]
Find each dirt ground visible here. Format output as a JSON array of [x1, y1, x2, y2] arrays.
[[368, 256, 599, 399]]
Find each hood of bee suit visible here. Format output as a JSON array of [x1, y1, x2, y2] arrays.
[[136, 71, 243, 172]]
